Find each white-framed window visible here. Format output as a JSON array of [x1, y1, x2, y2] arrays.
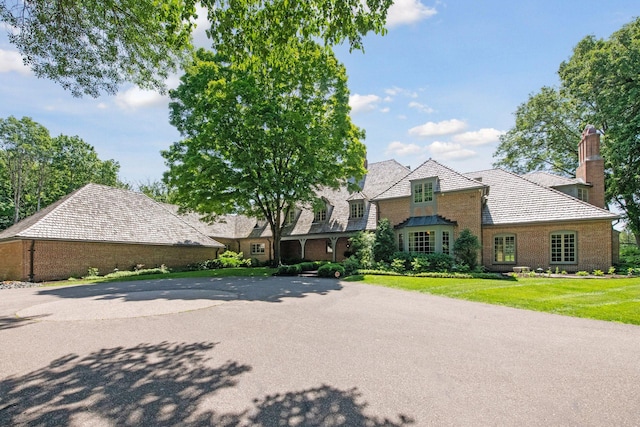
[[408, 231, 435, 254], [350, 201, 365, 219], [413, 181, 434, 204], [494, 234, 516, 263], [251, 242, 266, 255], [577, 187, 589, 202], [313, 208, 327, 223], [550, 232, 576, 263], [398, 233, 404, 252]]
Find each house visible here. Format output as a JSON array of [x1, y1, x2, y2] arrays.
[[0, 126, 619, 281], [203, 126, 618, 272], [0, 184, 224, 282]]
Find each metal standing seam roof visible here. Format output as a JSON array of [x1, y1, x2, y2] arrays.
[[0, 183, 225, 247], [394, 215, 457, 229], [463, 169, 618, 225], [373, 159, 487, 200]]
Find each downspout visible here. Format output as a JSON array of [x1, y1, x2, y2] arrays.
[[28, 240, 35, 282]]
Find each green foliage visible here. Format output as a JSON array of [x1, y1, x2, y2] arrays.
[[576, 271, 589, 276], [348, 231, 376, 269], [0, 116, 120, 229], [592, 269, 605, 276], [163, 47, 366, 264], [494, 17, 640, 245], [608, 266, 616, 275], [317, 263, 345, 278], [453, 229, 481, 271], [619, 246, 640, 270], [373, 218, 396, 263], [137, 179, 173, 203], [276, 264, 303, 276], [2, 0, 391, 96], [86, 267, 100, 278], [342, 256, 361, 277]]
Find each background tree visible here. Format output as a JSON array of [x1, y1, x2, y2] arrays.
[[493, 17, 640, 245], [1, 0, 391, 97], [137, 179, 173, 203], [163, 46, 366, 264], [0, 116, 121, 228], [373, 218, 396, 263]]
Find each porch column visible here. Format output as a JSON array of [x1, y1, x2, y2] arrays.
[[299, 238, 307, 259], [329, 237, 339, 262]]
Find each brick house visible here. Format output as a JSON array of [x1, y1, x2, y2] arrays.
[[0, 184, 224, 281], [202, 126, 618, 272], [0, 126, 619, 280]]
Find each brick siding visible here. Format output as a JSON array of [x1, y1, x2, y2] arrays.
[[0, 240, 27, 281], [10, 240, 219, 282], [482, 220, 614, 273]]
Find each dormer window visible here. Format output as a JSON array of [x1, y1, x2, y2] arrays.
[[285, 209, 296, 225], [313, 207, 327, 223], [349, 201, 365, 219], [577, 187, 589, 202], [413, 181, 434, 204]]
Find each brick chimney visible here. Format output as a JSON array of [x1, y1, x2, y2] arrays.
[[576, 125, 605, 208]]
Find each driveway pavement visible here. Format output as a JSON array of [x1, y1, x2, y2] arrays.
[[1, 276, 638, 426]]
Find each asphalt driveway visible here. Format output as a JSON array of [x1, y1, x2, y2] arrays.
[[1, 276, 638, 426]]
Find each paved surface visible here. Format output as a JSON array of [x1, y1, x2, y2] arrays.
[[0, 276, 639, 426]]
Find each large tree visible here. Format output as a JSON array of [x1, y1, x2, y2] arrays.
[[1, 0, 391, 97], [494, 17, 640, 245], [163, 46, 366, 264], [0, 116, 120, 228]]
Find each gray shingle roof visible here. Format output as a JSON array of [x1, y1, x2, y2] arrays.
[[374, 159, 486, 200], [463, 169, 618, 225], [394, 215, 457, 229], [522, 171, 586, 187], [0, 184, 224, 247]]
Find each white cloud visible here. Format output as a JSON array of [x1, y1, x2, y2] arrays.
[[380, 107, 390, 113], [386, 0, 437, 28], [115, 87, 168, 110], [451, 128, 505, 146], [384, 86, 418, 99], [408, 119, 467, 137], [0, 49, 31, 75], [191, 5, 211, 48], [97, 103, 108, 110], [386, 141, 425, 156], [428, 141, 476, 160], [349, 93, 381, 114], [408, 101, 435, 114]]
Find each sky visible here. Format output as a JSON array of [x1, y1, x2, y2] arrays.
[[1, 1, 639, 185]]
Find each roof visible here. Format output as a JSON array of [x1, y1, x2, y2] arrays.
[[195, 160, 411, 239], [374, 159, 487, 200], [394, 215, 457, 229], [522, 171, 586, 187], [0, 184, 225, 247], [463, 169, 618, 225]]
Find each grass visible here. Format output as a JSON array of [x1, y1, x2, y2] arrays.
[[345, 274, 640, 325], [46, 267, 278, 287]]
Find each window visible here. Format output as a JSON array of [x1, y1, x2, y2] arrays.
[[313, 208, 327, 222], [398, 233, 404, 252], [350, 201, 365, 219], [413, 181, 433, 204], [494, 235, 516, 263], [251, 243, 266, 255], [577, 187, 589, 202], [551, 232, 576, 263], [326, 240, 334, 253], [408, 231, 434, 253], [442, 231, 450, 255], [285, 210, 296, 225]]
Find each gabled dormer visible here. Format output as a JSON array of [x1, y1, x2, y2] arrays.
[[312, 197, 333, 223], [346, 192, 369, 220]]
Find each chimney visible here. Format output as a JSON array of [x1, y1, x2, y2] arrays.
[[576, 125, 605, 208]]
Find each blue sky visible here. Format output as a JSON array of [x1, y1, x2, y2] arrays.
[[1, 1, 638, 184]]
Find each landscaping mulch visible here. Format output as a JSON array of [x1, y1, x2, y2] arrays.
[[0, 281, 42, 290]]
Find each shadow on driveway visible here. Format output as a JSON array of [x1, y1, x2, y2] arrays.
[[0, 341, 414, 426], [36, 276, 342, 304]]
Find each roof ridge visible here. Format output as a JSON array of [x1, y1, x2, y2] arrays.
[[427, 158, 489, 188]]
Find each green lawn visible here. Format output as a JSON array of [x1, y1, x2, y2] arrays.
[[47, 267, 278, 286], [345, 275, 640, 325]]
